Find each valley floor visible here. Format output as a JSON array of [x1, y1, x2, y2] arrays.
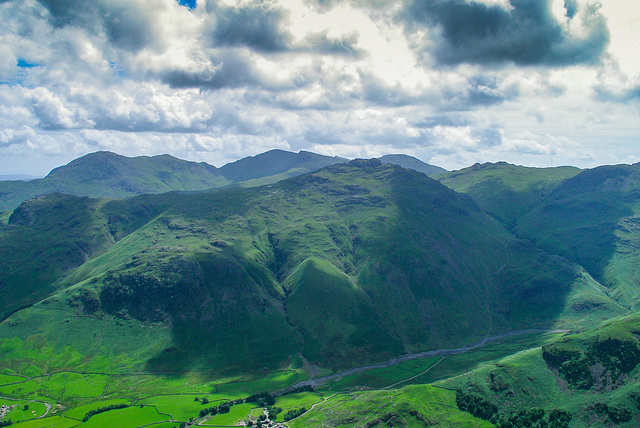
[[0, 330, 564, 428]]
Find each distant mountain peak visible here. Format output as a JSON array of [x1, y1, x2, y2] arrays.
[[377, 154, 446, 176], [219, 149, 347, 182]]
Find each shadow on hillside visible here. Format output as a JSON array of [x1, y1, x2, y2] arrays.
[[384, 165, 624, 345], [139, 253, 303, 377]]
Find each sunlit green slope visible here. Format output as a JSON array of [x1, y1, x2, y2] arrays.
[[439, 314, 640, 427], [436, 162, 581, 225]]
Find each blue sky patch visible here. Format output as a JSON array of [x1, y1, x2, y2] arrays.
[[17, 59, 38, 68], [177, 0, 196, 10]]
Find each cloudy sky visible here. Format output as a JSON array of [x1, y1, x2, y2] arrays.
[[0, 0, 639, 175]]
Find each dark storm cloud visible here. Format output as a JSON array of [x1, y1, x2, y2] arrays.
[[160, 51, 265, 89], [564, 0, 577, 19], [36, 0, 97, 27], [211, 3, 291, 52], [207, 2, 365, 57], [400, 0, 609, 67], [159, 50, 306, 92], [36, 0, 153, 51]]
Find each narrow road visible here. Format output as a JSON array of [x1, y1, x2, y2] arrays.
[[288, 329, 567, 389], [40, 402, 53, 418], [382, 356, 444, 390]]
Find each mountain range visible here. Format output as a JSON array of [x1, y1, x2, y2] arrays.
[[1, 150, 640, 427], [0, 150, 443, 212]]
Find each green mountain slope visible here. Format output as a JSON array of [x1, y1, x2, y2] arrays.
[[515, 164, 640, 308], [439, 314, 640, 427], [0, 192, 173, 320], [435, 161, 640, 311], [436, 162, 581, 225], [0, 160, 613, 377], [45, 151, 226, 194], [218, 149, 347, 184], [0, 150, 449, 212], [0, 151, 229, 211], [378, 154, 447, 176]]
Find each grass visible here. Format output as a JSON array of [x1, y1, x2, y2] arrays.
[[0, 373, 25, 384], [288, 384, 493, 428], [0, 330, 562, 426], [11, 416, 79, 428], [435, 162, 580, 226], [272, 392, 324, 421], [0, 159, 609, 378], [139, 394, 235, 421], [40, 373, 108, 400], [0, 398, 49, 423], [324, 357, 441, 391], [79, 405, 169, 427], [63, 399, 130, 420], [206, 403, 253, 425], [438, 314, 640, 427]]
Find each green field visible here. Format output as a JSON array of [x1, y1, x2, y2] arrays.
[[12, 416, 79, 428], [289, 385, 493, 427], [0, 331, 561, 427], [79, 405, 169, 427], [206, 403, 254, 426], [272, 392, 325, 421]]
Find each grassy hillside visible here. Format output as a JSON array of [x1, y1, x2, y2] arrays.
[[0, 152, 229, 211], [289, 384, 493, 427], [436, 162, 581, 225], [0, 160, 613, 377], [515, 164, 640, 308], [2, 159, 640, 427], [0, 150, 450, 212], [439, 313, 640, 427], [438, 161, 640, 311], [0, 192, 174, 320], [219, 149, 347, 183], [378, 154, 447, 176]]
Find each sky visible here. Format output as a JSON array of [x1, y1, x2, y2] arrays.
[[0, 0, 639, 175]]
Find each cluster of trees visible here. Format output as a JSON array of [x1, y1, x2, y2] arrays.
[[283, 407, 306, 421], [244, 392, 275, 407], [266, 406, 282, 420], [283, 385, 314, 395], [198, 402, 232, 418], [456, 390, 572, 428], [0, 420, 12, 427], [249, 414, 269, 427], [455, 389, 498, 421], [591, 402, 633, 424], [496, 408, 571, 428], [82, 403, 129, 422], [542, 336, 640, 390]]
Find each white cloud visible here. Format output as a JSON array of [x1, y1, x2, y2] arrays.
[[0, 0, 638, 175]]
